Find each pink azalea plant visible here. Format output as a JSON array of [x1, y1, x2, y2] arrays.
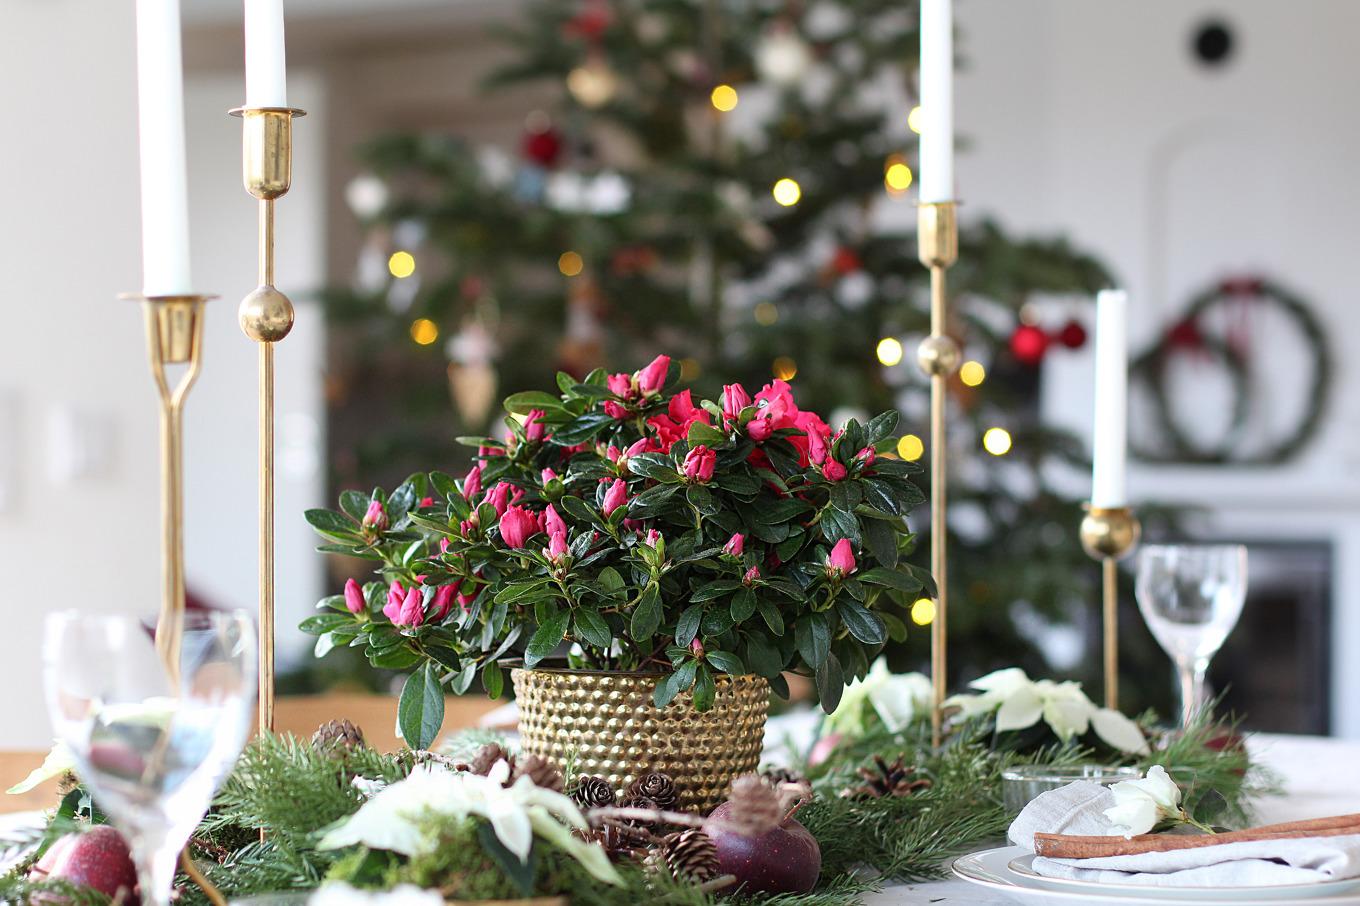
[[303, 356, 928, 747]]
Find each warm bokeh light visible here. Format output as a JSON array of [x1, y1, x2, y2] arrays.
[[558, 251, 584, 277], [908, 105, 924, 134], [983, 427, 1013, 456], [754, 302, 779, 326], [772, 356, 798, 380], [388, 251, 416, 279], [409, 318, 439, 346], [680, 357, 701, 380], [911, 597, 936, 626], [884, 161, 914, 193], [876, 337, 904, 366], [710, 84, 739, 112], [897, 434, 924, 462], [959, 360, 986, 387], [772, 177, 802, 207]]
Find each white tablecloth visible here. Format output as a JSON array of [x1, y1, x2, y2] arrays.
[[865, 733, 1360, 904]]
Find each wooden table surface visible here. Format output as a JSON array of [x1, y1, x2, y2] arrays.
[[0, 693, 499, 815]]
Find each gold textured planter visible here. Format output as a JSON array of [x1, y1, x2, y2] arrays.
[[512, 668, 768, 813]]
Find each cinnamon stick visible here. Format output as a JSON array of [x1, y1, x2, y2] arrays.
[[1034, 812, 1360, 859]]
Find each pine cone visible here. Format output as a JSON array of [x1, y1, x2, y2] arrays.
[[840, 755, 932, 799], [584, 823, 646, 861], [618, 795, 661, 830], [571, 775, 618, 811], [760, 765, 807, 788], [312, 719, 366, 751], [648, 829, 719, 884], [724, 774, 782, 838], [512, 753, 564, 792], [626, 771, 679, 811], [469, 743, 515, 777]]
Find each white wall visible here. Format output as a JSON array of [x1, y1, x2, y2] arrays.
[[0, 4, 326, 749]]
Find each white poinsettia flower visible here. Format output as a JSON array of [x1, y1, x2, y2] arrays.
[[1091, 708, 1150, 755], [1103, 765, 1183, 838], [826, 659, 932, 734], [994, 682, 1045, 733], [1035, 680, 1094, 740], [969, 667, 1034, 697], [7, 741, 75, 795], [319, 765, 620, 886]]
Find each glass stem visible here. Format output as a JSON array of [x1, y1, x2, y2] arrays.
[[133, 838, 179, 906], [1177, 658, 1210, 728]]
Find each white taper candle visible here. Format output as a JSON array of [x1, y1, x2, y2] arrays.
[[918, 0, 954, 203], [1092, 289, 1129, 508], [135, 0, 192, 296], [244, 0, 288, 108]]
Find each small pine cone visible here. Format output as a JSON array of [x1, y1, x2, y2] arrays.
[[760, 765, 807, 788], [571, 775, 618, 811], [513, 753, 565, 792], [626, 772, 679, 812], [840, 755, 932, 799], [469, 743, 515, 777], [312, 719, 366, 751], [648, 829, 719, 885], [585, 824, 645, 861], [618, 795, 661, 829], [724, 774, 782, 838]]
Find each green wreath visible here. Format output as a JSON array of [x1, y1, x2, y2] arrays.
[[1130, 277, 1331, 465]]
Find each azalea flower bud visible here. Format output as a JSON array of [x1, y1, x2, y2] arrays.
[[386, 580, 405, 617], [806, 429, 829, 465], [822, 460, 848, 482], [826, 539, 857, 578], [690, 638, 705, 657], [856, 446, 876, 465], [524, 409, 547, 442], [486, 481, 516, 517], [418, 496, 435, 509], [541, 467, 558, 483], [343, 578, 365, 615], [546, 531, 569, 563], [431, 584, 457, 622], [724, 533, 745, 558], [602, 478, 629, 516], [499, 505, 538, 549], [603, 400, 629, 420], [721, 383, 752, 421], [606, 372, 634, 398], [682, 444, 717, 483], [462, 465, 483, 502], [645, 528, 663, 548], [637, 354, 671, 396], [743, 565, 761, 585], [439, 537, 451, 554], [395, 586, 424, 628], [361, 500, 388, 531], [543, 503, 567, 539], [459, 518, 477, 538], [747, 416, 774, 442]]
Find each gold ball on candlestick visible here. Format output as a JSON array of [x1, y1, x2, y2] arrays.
[[1079, 507, 1142, 561], [239, 285, 295, 343], [916, 334, 961, 377]]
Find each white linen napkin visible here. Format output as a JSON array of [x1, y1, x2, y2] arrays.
[[1007, 781, 1360, 887]]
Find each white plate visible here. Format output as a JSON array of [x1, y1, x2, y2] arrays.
[[951, 847, 1360, 906], [1007, 852, 1360, 901]]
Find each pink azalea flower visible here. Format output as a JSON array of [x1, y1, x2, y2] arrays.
[[604, 400, 630, 420], [724, 533, 745, 558], [546, 531, 569, 562], [462, 465, 483, 502], [362, 500, 388, 531], [822, 460, 848, 482], [602, 478, 629, 516], [721, 383, 752, 421], [384, 580, 405, 621], [485, 481, 519, 517], [395, 586, 424, 627], [826, 539, 857, 578], [343, 578, 365, 615], [544, 503, 567, 538], [743, 565, 761, 585], [682, 444, 717, 483], [524, 409, 547, 442], [439, 537, 451, 554], [607, 372, 634, 398], [499, 505, 539, 549], [418, 496, 435, 508], [637, 354, 670, 396], [541, 467, 558, 483], [431, 583, 458, 622], [645, 528, 663, 548]]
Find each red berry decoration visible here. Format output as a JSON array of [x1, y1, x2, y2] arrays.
[[1056, 318, 1088, 349], [830, 246, 861, 275], [30, 826, 138, 900], [521, 124, 564, 168], [1009, 323, 1049, 366]]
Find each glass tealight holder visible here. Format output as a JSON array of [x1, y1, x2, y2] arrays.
[[1001, 764, 1142, 817]]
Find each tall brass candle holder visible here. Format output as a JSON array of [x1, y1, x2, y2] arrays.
[[125, 293, 212, 682], [230, 105, 305, 734], [916, 200, 959, 746], [1079, 505, 1141, 710]]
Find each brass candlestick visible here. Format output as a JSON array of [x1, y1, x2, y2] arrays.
[[916, 200, 959, 747], [126, 293, 213, 682], [231, 105, 305, 735], [1080, 505, 1141, 710]]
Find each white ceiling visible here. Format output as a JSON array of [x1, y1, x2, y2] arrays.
[[184, 0, 480, 26]]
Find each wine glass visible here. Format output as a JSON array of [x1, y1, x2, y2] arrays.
[[43, 610, 257, 905], [1135, 544, 1248, 728]]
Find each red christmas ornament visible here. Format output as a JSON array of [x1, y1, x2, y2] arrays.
[[564, 0, 612, 41], [830, 246, 861, 275], [1166, 316, 1204, 350], [521, 124, 564, 168], [1009, 323, 1049, 366], [1056, 318, 1088, 349]]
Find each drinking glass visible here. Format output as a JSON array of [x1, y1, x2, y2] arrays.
[[1135, 544, 1247, 728], [43, 610, 257, 905]]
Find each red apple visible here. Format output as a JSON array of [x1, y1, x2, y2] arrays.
[[706, 800, 821, 895], [30, 826, 138, 900]]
